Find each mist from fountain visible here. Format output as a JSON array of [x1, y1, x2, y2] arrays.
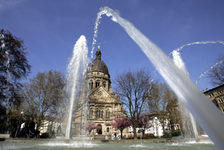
[[65, 35, 89, 139], [92, 6, 224, 150]]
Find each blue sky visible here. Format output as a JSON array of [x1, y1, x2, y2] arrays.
[[1, 0, 224, 90]]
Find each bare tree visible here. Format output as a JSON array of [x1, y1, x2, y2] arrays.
[[208, 55, 224, 86], [22, 70, 65, 131], [115, 69, 152, 139]]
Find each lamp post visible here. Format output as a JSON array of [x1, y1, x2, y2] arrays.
[[155, 117, 159, 137]]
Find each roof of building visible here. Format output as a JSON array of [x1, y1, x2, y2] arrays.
[[87, 46, 109, 75], [203, 84, 224, 94]]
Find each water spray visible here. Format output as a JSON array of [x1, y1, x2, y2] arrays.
[[65, 35, 89, 139]]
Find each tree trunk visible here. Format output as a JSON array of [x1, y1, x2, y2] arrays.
[[162, 123, 165, 134], [133, 126, 137, 139], [121, 130, 123, 139], [170, 120, 175, 132]]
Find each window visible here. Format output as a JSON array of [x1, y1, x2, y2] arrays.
[[106, 110, 110, 119], [89, 80, 93, 89], [95, 109, 104, 119], [103, 81, 106, 87], [101, 110, 103, 118], [95, 109, 103, 119], [107, 127, 110, 132], [96, 80, 100, 88], [95, 109, 99, 118]]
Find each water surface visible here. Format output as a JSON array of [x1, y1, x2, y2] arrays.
[[0, 141, 216, 150]]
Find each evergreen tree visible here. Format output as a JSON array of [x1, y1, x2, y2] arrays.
[[0, 29, 30, 134], [0, 29, 30, 107]]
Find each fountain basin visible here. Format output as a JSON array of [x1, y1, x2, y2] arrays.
[[0, 139, 216, 150]]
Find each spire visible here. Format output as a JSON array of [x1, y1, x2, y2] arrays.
[[95, 45, 101, 60]]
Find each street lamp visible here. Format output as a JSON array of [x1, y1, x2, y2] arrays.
[[154, 117, 159, 137]]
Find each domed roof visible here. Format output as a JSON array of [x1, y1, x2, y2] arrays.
[[87, 47, 109, 75]]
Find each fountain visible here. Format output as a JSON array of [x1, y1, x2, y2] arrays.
[[91, 7, 224, 150], [64, 35, 89, 139], [0, 6, 220, 150]]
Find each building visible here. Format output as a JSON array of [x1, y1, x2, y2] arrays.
[[39, 116, 62, 136], [71, 47, 127, 137], [128, 116, 165, 137], [204, 84, 224, 113]]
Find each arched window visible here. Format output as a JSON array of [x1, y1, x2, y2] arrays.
[[95, 109, 101, 119], [100, 110, 104, 118], [96, 80, 100, 88], [103, 81, 106, 88], [106, 110, 110, 119], [89, 80, 93, 89]]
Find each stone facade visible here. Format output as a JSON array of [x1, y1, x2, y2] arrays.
[[71, 47, 126, 137], [204, 84, 224, 113]]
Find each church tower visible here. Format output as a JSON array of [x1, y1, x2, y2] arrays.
[[86, 46, 114, 95]]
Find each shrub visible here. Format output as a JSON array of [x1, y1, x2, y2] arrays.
[[126, 136, 134, 139], [40, 132, 50, 138], [144, 133, 155, 139], [161, 132, 171, 138], [171, 130, 181, 137], [138, 129, 144, 133], [126, 133, 134, 139]]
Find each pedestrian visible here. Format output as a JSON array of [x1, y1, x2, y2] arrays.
[[114, 131, 117, 140]]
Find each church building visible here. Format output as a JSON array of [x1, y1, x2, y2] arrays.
[[71, 46, 126, 137]]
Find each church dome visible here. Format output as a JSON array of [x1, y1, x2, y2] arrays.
[[87, 47, 109, 75]]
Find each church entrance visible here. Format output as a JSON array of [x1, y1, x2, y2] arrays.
[[97, 124, 102, 135]]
